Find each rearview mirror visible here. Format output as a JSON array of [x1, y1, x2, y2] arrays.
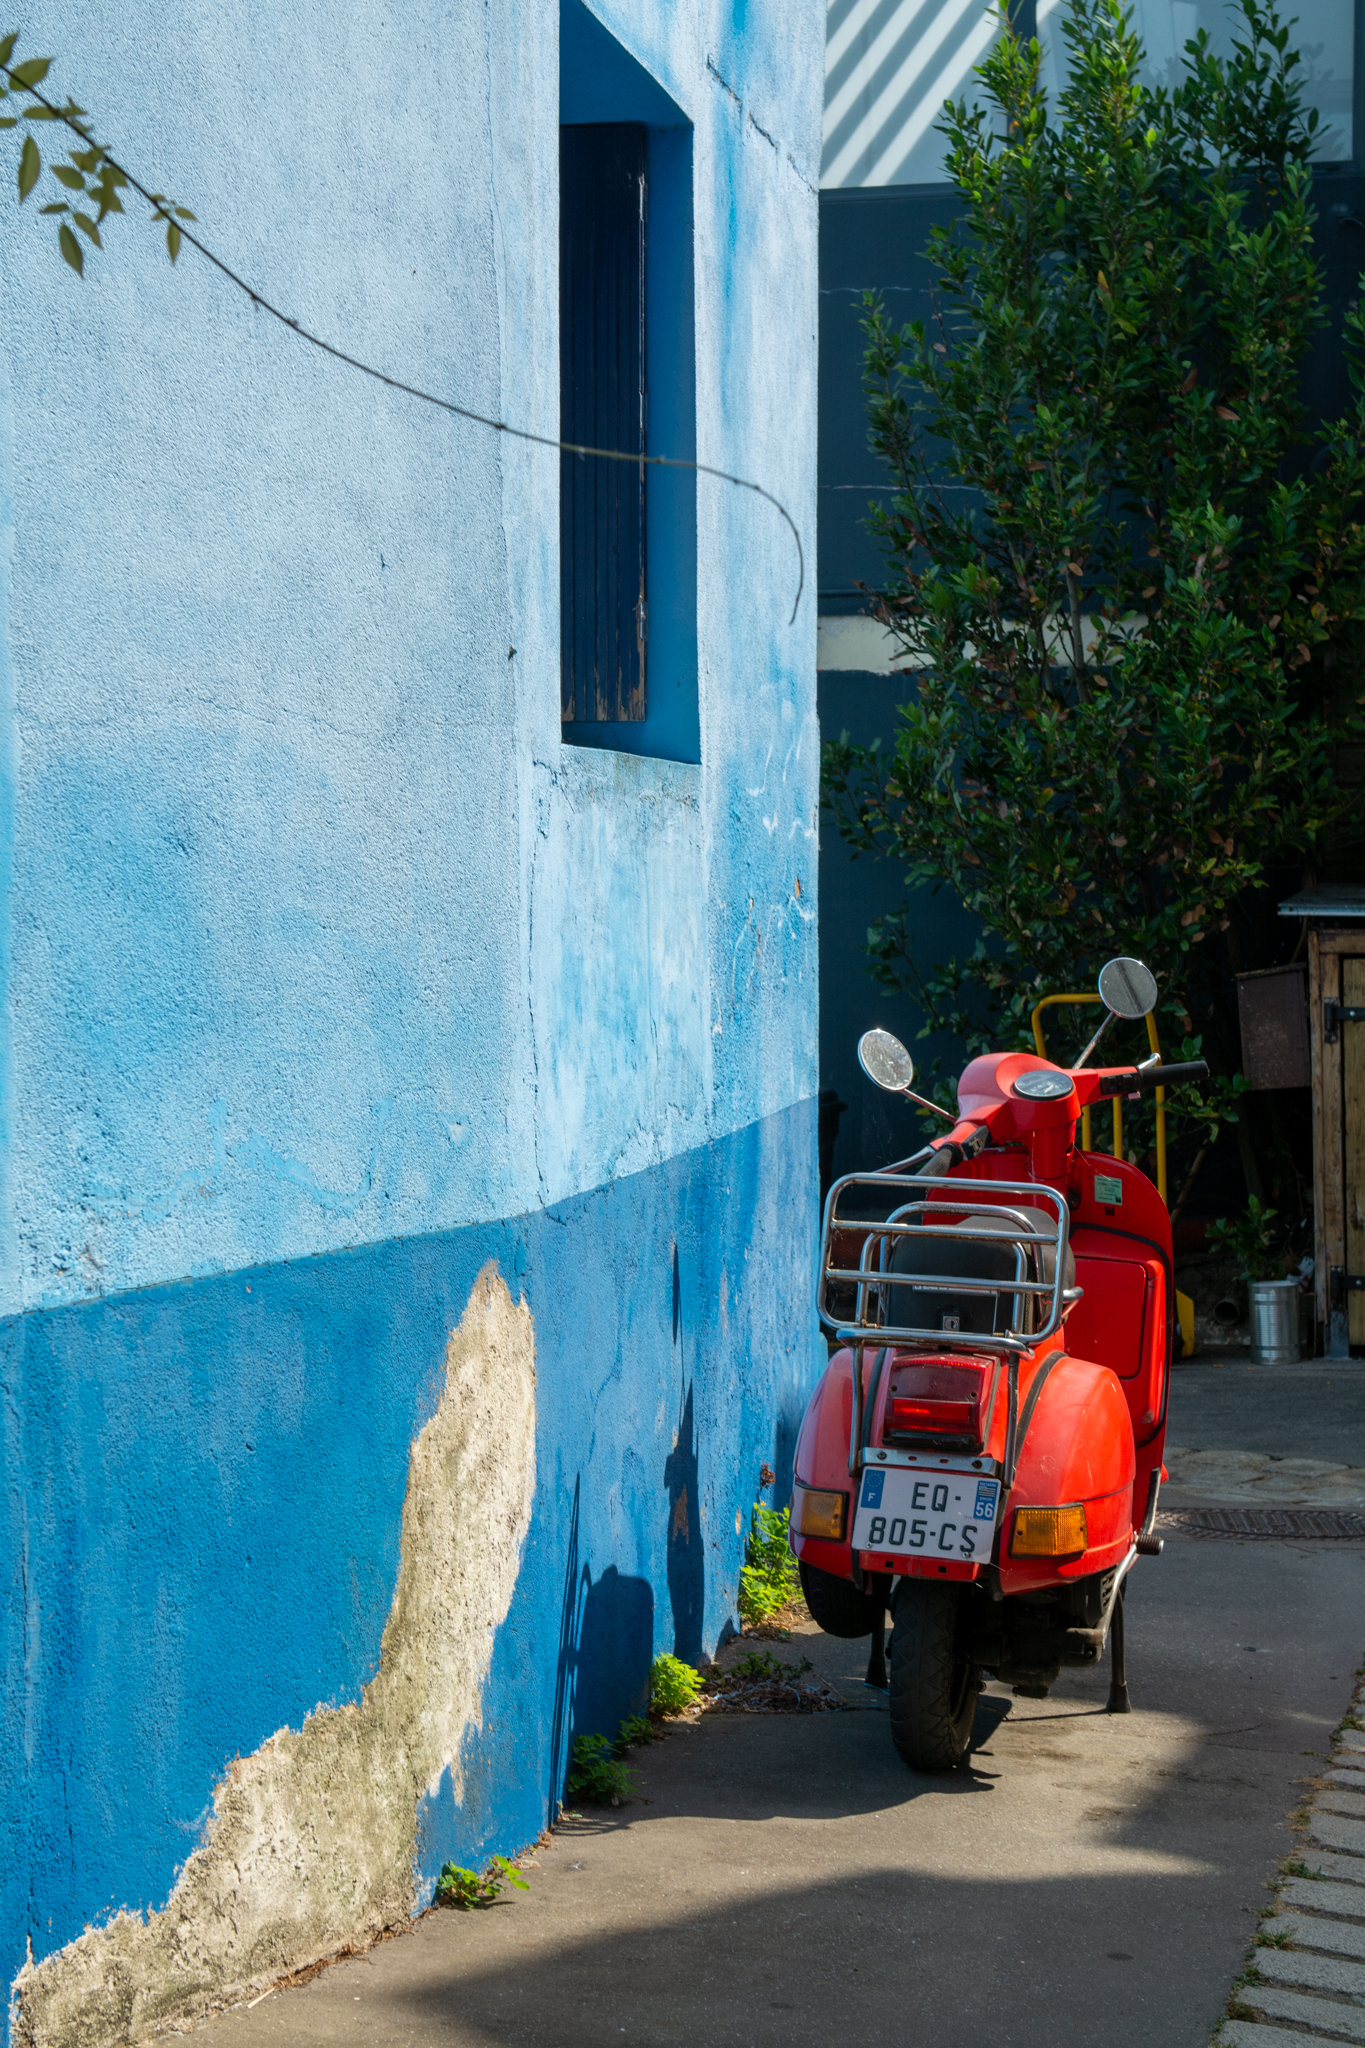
[[1098, 956, 1158, 1019], [858, 1028, 915, 1093]]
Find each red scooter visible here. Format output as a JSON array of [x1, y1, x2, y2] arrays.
[[791, 958, 1206, 1770]]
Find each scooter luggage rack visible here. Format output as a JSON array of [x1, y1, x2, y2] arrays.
[[819, 1174, 1073, 1357]]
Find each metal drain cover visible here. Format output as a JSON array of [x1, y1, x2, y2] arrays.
[[1158, 1506, 1365, 1540]]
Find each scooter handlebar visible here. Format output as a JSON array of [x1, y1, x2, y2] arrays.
[[1094, 1059, 1209, 1097]]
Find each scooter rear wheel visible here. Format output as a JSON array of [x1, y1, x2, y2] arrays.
[[887, 1580, 979, 1771]]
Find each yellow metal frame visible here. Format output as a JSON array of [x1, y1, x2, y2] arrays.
[[1030, 993, 1167, 1205]]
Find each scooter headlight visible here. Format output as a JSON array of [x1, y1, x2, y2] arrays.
[[1010, 1504, 1088, 1558], [791, 1482, 846, 1541]]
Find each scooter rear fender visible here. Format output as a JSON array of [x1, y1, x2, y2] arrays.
[[792, 1346, 1137, 1594], [999, 1354, 1137, 1594], [790, 1348, 858, 1580]]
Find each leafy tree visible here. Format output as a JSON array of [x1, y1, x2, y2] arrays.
[[824, 0, 1365, 1207]]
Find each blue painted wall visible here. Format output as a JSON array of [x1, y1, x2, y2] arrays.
[[0, 0, 825, 2009], [2, 1102, 816, 1971]]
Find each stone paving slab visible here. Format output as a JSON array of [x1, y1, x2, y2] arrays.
[[1245, 1985, 1365, 2042], [1222, 2024, 1338, 2046], [1256, 1941, 1365, 1996], [1309, 1814, 1365, 1855], [1341, 1732, 1365, 1754], [1262, 1913, 1365, 1960], [1217, 1704, 1365, 2047], [1281, 1880, 1365, 1920], [1301, 1852, 1365, 1886], [1329, 1768, 1365, 1787]]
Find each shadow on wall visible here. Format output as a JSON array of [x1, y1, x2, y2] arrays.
[[664, 1384, 702, 1664], [662, 1242, 705, 1664], [550, 1481, 654, 1819]]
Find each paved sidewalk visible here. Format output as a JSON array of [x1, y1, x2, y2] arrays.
[[194, 1530, 1363, 2048]]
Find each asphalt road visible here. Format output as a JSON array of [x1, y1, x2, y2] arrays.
[[197, 1514, 1364, 2048]]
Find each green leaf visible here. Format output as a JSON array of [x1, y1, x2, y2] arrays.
[[17, 131, 39, 200], [37, 201, 67, 213], [58, 221, 82, 275], [22, 104, 56, 119], [10, 55, 50, 87], [72, 211, 99, 245], [166, 220, 180, 262], [173, 207, 196, 221], [0, 116, 16, 128], [51, 164, 84, 188], [0, 34, 18, 67]]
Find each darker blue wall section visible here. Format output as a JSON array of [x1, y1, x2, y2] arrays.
[[0, 1099, 819, 1980]]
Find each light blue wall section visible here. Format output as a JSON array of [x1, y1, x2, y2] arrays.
[[0, 0, 822, 1319], [0, 0, 825, 2005]]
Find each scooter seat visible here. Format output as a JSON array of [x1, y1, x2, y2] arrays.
[[885, 1206, 1075, 1336]]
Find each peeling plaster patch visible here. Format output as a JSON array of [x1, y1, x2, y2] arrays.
[[10, 1262, 536, 2048]]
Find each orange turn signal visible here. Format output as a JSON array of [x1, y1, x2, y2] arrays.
[[792, 1483, 846, 1541], [1010, 1504, 1088, 1558]]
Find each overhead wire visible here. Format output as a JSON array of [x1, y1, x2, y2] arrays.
[[4, 64, 805, 623]]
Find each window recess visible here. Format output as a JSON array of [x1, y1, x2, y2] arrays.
[[559, 122, 647, 724]]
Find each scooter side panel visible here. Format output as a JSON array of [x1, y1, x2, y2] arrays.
[[791, 1348, 856, 1579]]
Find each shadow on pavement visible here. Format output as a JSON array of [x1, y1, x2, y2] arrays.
[[196, 1531, 1365, 2048]]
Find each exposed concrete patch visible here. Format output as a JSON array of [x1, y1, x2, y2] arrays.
[[10, 1263, 536, 2048], [1164, 1443, 1365, 1508]]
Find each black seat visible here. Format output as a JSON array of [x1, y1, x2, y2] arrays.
[[885, 1205, 1074, 1336]]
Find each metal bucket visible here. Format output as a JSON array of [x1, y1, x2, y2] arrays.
[[1248, 1278, 1301, 1363]]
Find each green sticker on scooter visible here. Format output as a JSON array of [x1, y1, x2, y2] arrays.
[[1094, 1174, 1123, 1204]]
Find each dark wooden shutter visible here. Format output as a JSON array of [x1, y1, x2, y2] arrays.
[[560, 124, 647, 723]]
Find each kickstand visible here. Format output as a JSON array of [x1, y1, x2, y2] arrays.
[[865, 1608, 888, 1691], [1106, 1584, 1131, 1714]]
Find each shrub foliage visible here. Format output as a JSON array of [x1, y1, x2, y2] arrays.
[[825, 0, 1365, 1197]]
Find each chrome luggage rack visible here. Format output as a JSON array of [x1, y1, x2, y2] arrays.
[[818, 1174, 1078, 1491], [819, 1172, 1075, 1355]]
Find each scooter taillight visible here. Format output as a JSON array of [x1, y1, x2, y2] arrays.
[[884, 1355, 992, 1446]]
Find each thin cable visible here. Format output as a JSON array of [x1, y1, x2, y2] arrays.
[[6, 68, 805, 623]]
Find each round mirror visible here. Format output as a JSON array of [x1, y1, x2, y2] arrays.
[[858, 1027, 915, 1093], [1097, 956, 1158, 1020]]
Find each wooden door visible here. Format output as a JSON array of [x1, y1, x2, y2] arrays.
[[1346, 957, 1365, 1347], [1309, 928, 1365, 1353]]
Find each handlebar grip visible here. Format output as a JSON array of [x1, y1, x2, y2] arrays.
[[1096, 1059, 1209, 1097]]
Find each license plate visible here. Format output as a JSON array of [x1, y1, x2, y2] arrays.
[[851, 1467, 999, 1562]]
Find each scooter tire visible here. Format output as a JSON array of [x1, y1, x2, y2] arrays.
[[799, 1559, 881, 1639], [887, 1580, 979, 1771]]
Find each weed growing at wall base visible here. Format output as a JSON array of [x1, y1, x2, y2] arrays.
[[567, 1734, 636, 1807], [650, 1653, 703, 1716], [616, 1713, 661, 1749], [738, 1504, 800, 1628], [434, 1857, 529, 1910]]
